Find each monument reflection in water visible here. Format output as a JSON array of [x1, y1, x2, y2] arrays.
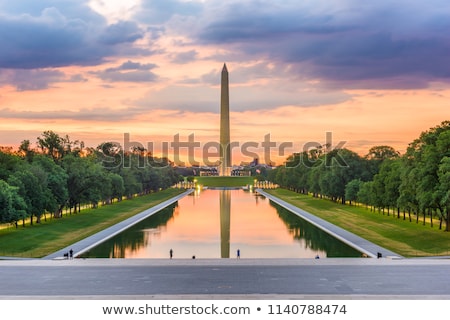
[[81, 189, 361, 259], [220, 189, 231, 258]]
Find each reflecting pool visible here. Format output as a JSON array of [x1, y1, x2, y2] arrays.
[[81, 189, 362, 258]]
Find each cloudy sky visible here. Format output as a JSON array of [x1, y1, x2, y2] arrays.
[[0, 0, 449, 165]]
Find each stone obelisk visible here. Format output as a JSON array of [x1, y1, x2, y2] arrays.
[[220, 63, 231, 176]]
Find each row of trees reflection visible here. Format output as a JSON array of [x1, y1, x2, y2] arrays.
[[80, 204, 177, 258], [271, 201, 362, 257]]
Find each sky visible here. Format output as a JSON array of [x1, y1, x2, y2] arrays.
[[0, 0, 449, 166]]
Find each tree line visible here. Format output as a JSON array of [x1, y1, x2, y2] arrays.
[[0, 131, 181, 227], [268, 121, 450, 231]]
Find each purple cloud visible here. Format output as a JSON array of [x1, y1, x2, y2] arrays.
[[135, 0, 202, 24], [193, 0, 450, 89], [95, 60, 159, 83], [0, 69, 66, 91], [0, 2, 145, 69], [171, 50, 198, 64]]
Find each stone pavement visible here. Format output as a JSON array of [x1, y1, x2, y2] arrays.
[[1, 258, 450, 298]]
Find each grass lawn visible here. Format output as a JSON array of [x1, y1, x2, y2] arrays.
[[196, 176, 255, 187], [265, 189, 450, 257], [0, 188, 184, 258]]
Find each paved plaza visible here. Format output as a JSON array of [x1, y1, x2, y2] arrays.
[[0, 258, 450, 299]]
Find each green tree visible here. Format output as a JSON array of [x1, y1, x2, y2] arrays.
[[95, 142, 123, 170], [63, 155, 97, 212], [371, 159, 402, 215], [366, 145, 400, 161], [383, 159, 402, 218], [0, 180, 27, 227], [62, 154, 110, 212], [109, 173, 125, 202], [18, 139, 35, 162], [318, 148, 367, 204], [365, 145, 400, 179], [402, 121, 450, 227], [437, 157, 450, 231], [398, 165, 420, 223], [308, 165, 322, 198], [371, 169, 387, 213], [357, 181, 375, 209], [345, 179, 362, 205], [61, 134, 84, 156], [289, 152, 316, 194], [37, 131, 64, 161], [121, 168, 142, 199], [0, 151, 21, 180], [8, 168, 46, 224], [84, 165, 111, 208], [31, 155, 68, 218]]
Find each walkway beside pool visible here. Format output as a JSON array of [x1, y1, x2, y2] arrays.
[[256, 189, 402, 259]]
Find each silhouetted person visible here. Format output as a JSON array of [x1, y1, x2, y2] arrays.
[[169, 249, 173, 259], [315, 254, 320, 259], [69, 249, 73, 260], [237, 249, 240, 259]]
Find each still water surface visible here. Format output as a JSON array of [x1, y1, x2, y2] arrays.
[[81, 189, 361, 259]]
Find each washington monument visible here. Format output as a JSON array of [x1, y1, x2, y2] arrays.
[[220, 63, 231, 176]]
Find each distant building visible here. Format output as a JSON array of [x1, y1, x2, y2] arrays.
[[231, 166, 251, 176], [199, 167, 218, 176]]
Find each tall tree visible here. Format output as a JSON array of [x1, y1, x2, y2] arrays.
[[0, 150, 21, 180], [357, 181, 375, 209], [437, 157, 450, 231], [109, 173, 125, 202], [383, 159, 402, 218], [18, 140, 35, 162], [8, 168, 46, 224], [402, 121, 450, 226], [345, 179, 362, 206], [37, 131, 64, 161], [398, 166, 419, 222], [365, 145, 400, 179], [0, 180, 27, 227], [366, 145, 400, 161], [319, 148, 367, 204], [32, 155, 68, 218], [62, 154, 91, 213]]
